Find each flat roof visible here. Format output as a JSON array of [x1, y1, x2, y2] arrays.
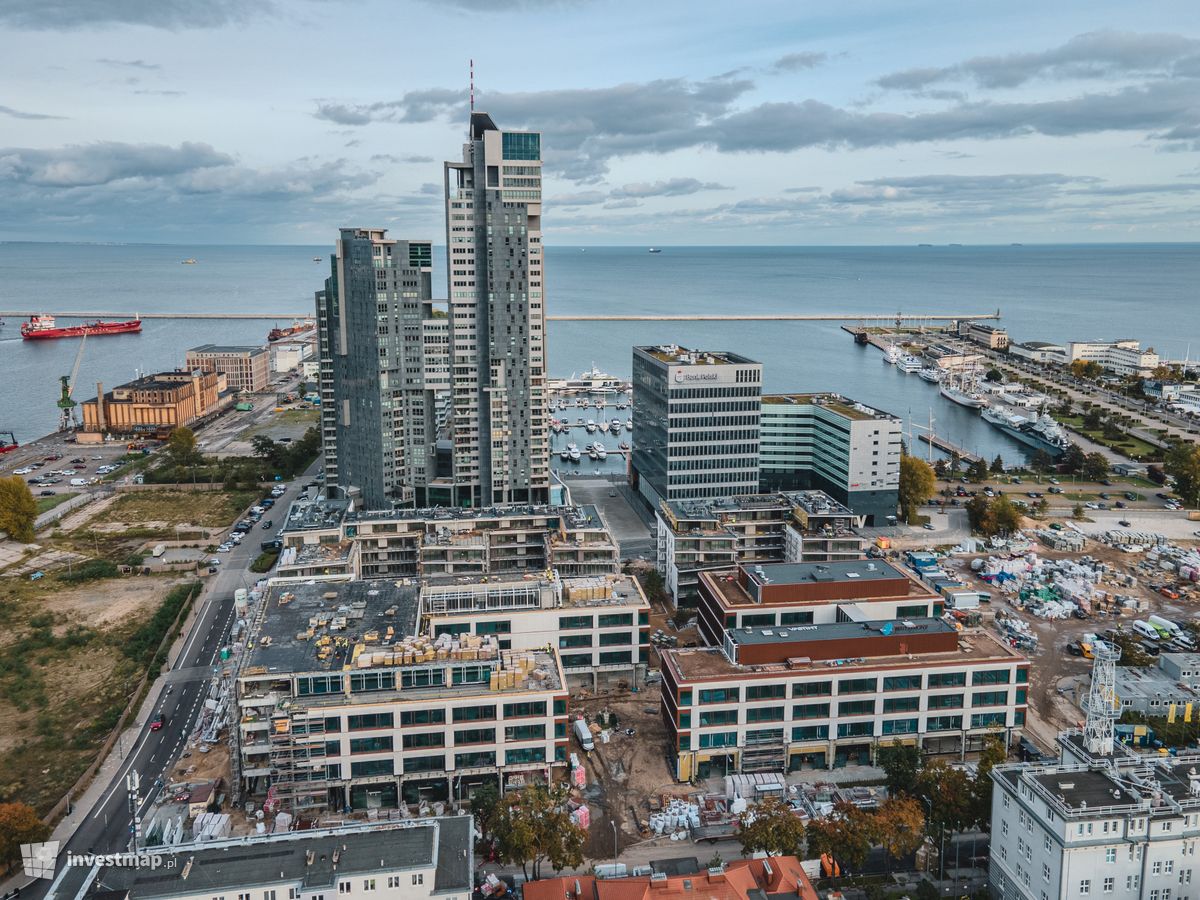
[[726, 617, 955, 647], [74, 819, 470, 900], [245, 580, 421, 675], [635, 345, 760, 367], [346, 503, 606, 529], [761, 393, 899, 422], [280, 497, 352, 534], [665, 627, 1022, 681], [188, 344, 268, 355], [665, 490, 857, 522], [746, 559, 908, 587]]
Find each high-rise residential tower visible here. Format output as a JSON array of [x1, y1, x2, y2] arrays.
[[444, 112, 549, 507], [316, 229, 439, 509]]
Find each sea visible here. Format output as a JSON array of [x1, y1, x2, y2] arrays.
[[2, 242, 1198, 473]]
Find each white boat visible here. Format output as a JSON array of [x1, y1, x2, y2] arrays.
[[567, 442, 581, 462], [586, 419, 597, 433], [554, 365, 625, 395], [575, 417, 584, 427], [594, 441, 608, 459], [559, 448, 571, 461], [570, 448, 581, 462], [884, 344, 902, 365], [918, 366, 943, 383], [896, 355, 923, 373], [625, 418, 633, 430], [940, 383, 986, 409]]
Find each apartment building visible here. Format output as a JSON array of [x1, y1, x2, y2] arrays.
[[235, 581, 568, 813], [276, 498, 619, 582], [444, 113, 550, 506], [1067, 340, 1160, 377], [43, 818, 472, 900], [694, 559, 941, 647], [186, 344, 271, 393], [660, 565, 1027, 780], [423, 573, 651, 689], [759, 394, 902, 525], [631, 345, 763, 507], [654, 490, 866, 605], [989, 734, 1200, 900]]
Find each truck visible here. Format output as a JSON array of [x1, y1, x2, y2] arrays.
[[1149, 614, 1183, 640], [235, 401, 254, 412], [573, 718, 595, 752]]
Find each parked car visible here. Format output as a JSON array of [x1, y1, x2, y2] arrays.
[[261, 520, 273, 529], [1048, 486, 1063, 494], [38, 490, 55, 496]]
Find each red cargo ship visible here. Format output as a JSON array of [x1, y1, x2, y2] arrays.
[[20, 314, 142, 340]]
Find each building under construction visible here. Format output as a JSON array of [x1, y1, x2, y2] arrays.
[[234, 580, 568, 815]]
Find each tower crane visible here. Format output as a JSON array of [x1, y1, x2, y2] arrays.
[[57, 333, 87, 432]]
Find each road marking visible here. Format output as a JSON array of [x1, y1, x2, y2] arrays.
[[92, 728, 156, 817]]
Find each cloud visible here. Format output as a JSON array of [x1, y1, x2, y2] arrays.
[[550, 190, 607, 206], [827, 173, 1098, 204], [878, 30, 1200, 91], [132, 89, 185, 96], [603, 198, 640, 209], [0, 0, 267, 29], [772, 51, 828, 72], [96, 57, 160, 70], [0, 141, 231, 186], [416, 0, 590, 8], [610, 177, 730, 199], [0, 103, 66, 120], [314, 89, 466, 126]]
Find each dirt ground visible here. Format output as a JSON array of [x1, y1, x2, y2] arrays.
[[43, 576, 184, 629], [86, 490, 256, 531]]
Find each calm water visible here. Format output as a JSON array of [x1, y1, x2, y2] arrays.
[[2, 242, 1198, 465]]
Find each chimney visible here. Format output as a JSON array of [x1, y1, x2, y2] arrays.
[[707, 867, 726, 883], [96, 382, 106, 431]]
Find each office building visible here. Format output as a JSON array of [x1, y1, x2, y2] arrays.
[[185, 344, 271, 393], [275, 497, 620, 582], [631, 345, 762, 508], [1010, 341, 1068, 364], [1066, 340, 1160, 377], [44, 818, 472, 900], [759, 393, 901, 525], [1112, 652, 1200, 716], [654, 490, 866, 605], [80, 370, 225, 442], [316, 231, 440, 509], [989, 734, 1200, 900], [525, 857, 818, 900], [423, 573, 650, 689], [235, 581, 568, 812], [443, 112, 550, 507], [958, 321, 1010, 350], [660, 561, 1027, 780]]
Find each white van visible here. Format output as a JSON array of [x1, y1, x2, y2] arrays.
[[70, 478, 88, 486], [1132, 621, 1160, 640]]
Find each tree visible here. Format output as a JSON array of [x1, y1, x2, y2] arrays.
[[251, 434, 279, 460], [639, 569, 668, 605], [967, 459, 990, 482], [1073, 503, 1086, 520], [1165, 442, 1200, 508], [470, 781, 502, 843], [165, 426, 203, 468], [1082, 452, 1110, 483], [990, 454, 1005, 475], [1028, 449, 1055, 473], [933, 458, 949, 478], [0, 801, 50, 870], [898, 454, 936, 524], [990, 495, 1024, 535], [737, 796, 806, 857], [873, 796, 927, 863], [878, 740, 922, 798], [969, 735, 1009, 829], [805, 802, 875, 872], [1032, 498, 1049, 519], [490, 783, 586, 881], [1082, 408, 1104, 430], [917, 761, 974, 836], [1062, 444, 1086, 474], [0, 476, 38, 542], [965, 494, 992, 534], [984, 368, 1003, 383]]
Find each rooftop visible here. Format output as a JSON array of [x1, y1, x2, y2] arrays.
[[746, 559, 908, 588], [424, 573, 646, 615], [64, 819, 470, 900], [1114, 664, 1200, 702], [346, 503, 606, 530], [188, 344, 268, 355], [664, 490, 858, 524], [665, 627, 1022, 681], [524, 857, 817, 900], [280, 497, 352, 535], [761, 392, 899, 422], [243, 580, 421, 675], [725, 616, 956, 648], [1016, 341, 1065, 350], [636, 345, 760, 367]]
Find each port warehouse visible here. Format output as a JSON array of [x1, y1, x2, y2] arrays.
[[235, 570, 651, 811], [659, 559, 1028, 781], [79, 368, 231, 441], [654, 489, 868, 606]]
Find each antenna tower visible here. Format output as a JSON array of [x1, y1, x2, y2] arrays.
[[470, 59, 475, 111]]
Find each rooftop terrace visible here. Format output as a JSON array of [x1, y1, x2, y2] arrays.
[[665, 489, 856, 523], [280, 497, 352, 534], [346, 503, 606, 530], [636, 345, 759, 367], [762, 392, 899, 421]]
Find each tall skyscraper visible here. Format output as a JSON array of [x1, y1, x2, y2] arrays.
[[443, 112, 549, 506], [316, 229, 439, 509]]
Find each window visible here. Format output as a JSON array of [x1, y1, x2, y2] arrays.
[[791, 725, 829, 741], [699, 708, 738, 727], [559, 615, 592, 630], [792, 681, 832, 697], [973, 690, 1009, 707], [559, 634, 591, 648], [971, 712, 1008, 728], [350, 759, 392, 777], [1105, 848, 1116, 863], [599, 650, 632, 665], [838, 677, 877, 694], [793, 702, 830, 720], [883, 696, 920, 713], [881, 718, 917, 735], [350, 672, 395, 693], [506, 746, 547, 765], [239, 894, 251, 900], [412, 874, 424, 886], [453, 705, 496, 722], [780, 611, 814, 625], [1167, 862, 1176, 875], [347, 712, 393, 730], [1080, 880, 1090, 895], [698, 731, 738, 749], [972, 668, 1011, 685], [746, 706, 785, 723], [403, 755, 445, 773], [699, 688, 739, 704], [297, 675, 342, 696], [400, 709, 445, 727], [455, 750, 497, 768], [475, 620, 511, 635], [503, 701, 547, 718], [386, 879, 399, 890], [454, 728, 495, 745], [1042, 865, 1050, 883], [883, 675, 922, 691], [746, 684, 786, 701], [598, 613, 633, 628], [339, 884, 350, 896], [838, 699, 875, 716], [349, 736, 393, 754], [505, 723, 545, 742], [927, 671, 966, 688], [598, 632, 632, 646], [402, 732, 444, 750], [1156, 863, 1164, 876], [1103, 878, 1113, 894], [290, 890, 300, 899], [266, 893, 276, 900]]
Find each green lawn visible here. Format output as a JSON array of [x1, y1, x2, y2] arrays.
[[36, 492, 79, 514], [1052, 414, 1163, 461]]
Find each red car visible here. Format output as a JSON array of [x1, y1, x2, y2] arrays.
[[150, 713, 166, 731]]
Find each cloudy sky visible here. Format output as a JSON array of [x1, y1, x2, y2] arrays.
[[1, 0, 1198, 244]]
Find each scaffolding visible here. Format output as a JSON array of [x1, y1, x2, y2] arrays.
[[1083, 642, 1123, 756], [266, 712, 330, 815]]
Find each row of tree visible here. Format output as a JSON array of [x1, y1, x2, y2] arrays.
[[471, 782, 587, 881]]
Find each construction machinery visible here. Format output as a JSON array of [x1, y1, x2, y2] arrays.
[[0, 430, 17, 454], [56, 334, 87, 431]]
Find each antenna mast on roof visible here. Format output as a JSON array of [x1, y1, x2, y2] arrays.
[[470, 58, 475, 111]]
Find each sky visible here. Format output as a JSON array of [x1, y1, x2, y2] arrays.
[[0, 0, 1198, 245]]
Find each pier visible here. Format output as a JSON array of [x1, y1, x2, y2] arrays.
[[1, 311, 1002, 323], [918, 433, 982, 464]]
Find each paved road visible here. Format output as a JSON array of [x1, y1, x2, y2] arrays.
[[12, 472, 313, 900]]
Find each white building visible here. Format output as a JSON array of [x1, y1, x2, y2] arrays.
[[990, 733, 1200, 900], [1010, 341, 1069, 364], [271, 338, 315, 374], [1067, 340, 1160, 377], [44, 818, 472, 900]]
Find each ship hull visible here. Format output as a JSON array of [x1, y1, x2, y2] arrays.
[[22, 320, 142, 340], [940, 386, 985, 409], [981, 414, 1067, 458]]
